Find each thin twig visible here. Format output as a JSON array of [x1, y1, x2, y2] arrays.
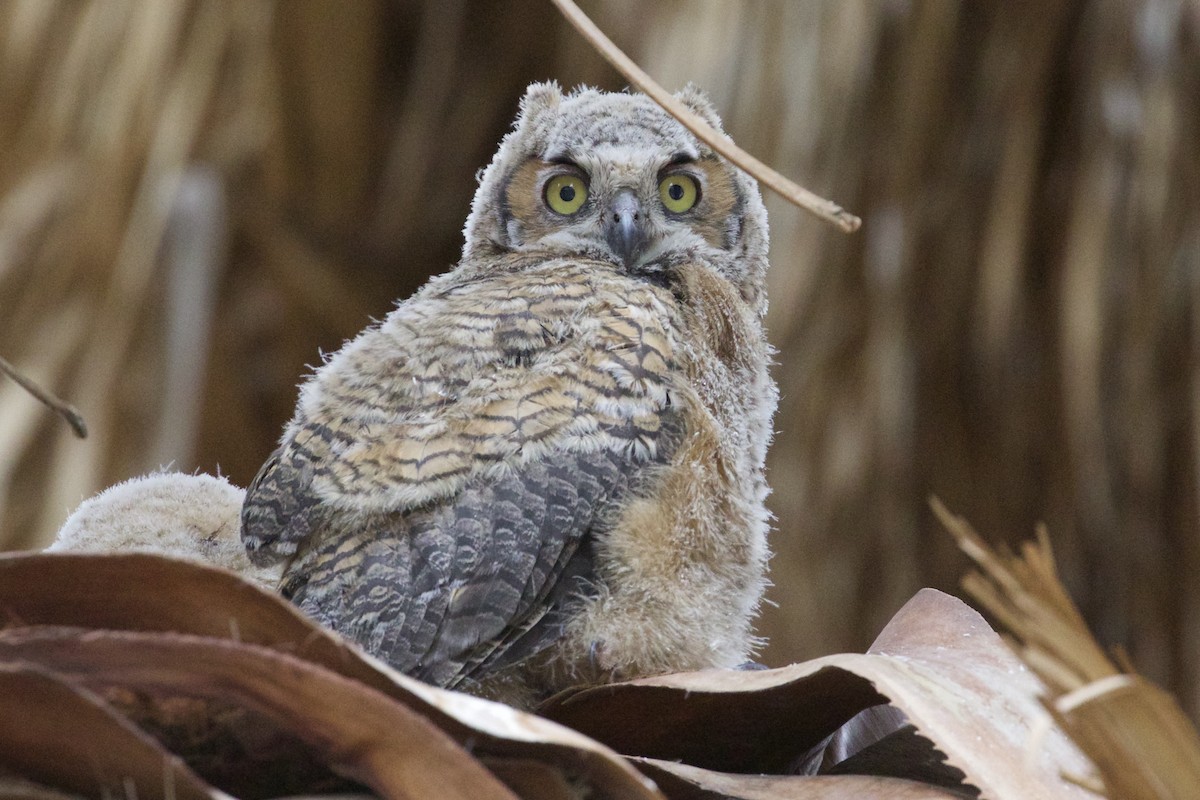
[[0, 355, 88, 438], [549, 0, 862, 233]]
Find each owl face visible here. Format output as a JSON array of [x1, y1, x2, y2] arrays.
[[464, 84, 770, 312], [500, 135, 743, 275]]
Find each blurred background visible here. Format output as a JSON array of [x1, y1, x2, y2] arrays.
[[1, 1, 1198, 714]]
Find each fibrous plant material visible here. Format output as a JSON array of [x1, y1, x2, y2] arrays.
[[933, 497, 1200, 800], [0, 1, 274, 549]]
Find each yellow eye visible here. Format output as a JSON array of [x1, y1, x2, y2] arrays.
[[545, 174, 588, 215], [659, 174, 699, 213]]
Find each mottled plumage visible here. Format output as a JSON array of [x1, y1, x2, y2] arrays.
[[242, 83, 776, 707]]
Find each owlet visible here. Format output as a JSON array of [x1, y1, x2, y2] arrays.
[[241, 82, 776, 708]]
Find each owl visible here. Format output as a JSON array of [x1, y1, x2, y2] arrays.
[[241, 82, 776, 708]]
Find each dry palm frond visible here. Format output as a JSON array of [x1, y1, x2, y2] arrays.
[[932, 497, 1200, 800], [4, 499, 1097, 800]]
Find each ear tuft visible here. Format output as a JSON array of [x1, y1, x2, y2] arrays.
[[674, 83, 725, 132], [519, 81, 563, 121]]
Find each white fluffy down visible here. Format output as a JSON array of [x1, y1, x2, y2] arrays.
[[47, 472, 281, 591]]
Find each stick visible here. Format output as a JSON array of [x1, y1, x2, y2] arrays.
[[0, 355, 88, 438], [549, 0, 861, 233]]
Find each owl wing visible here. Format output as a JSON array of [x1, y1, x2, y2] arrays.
[[280, 441, 659, 688], [240, 262, 680, 684]]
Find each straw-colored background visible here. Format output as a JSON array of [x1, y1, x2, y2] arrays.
[[2, 1, 1198, 715]]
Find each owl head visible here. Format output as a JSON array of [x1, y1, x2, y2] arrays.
[[463, 83, 770, 314]]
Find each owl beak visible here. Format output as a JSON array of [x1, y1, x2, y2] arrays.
[[605, 190, 647, 268]]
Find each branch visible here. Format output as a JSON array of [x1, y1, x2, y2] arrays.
[[549, 0, 861, 233], [0, 355, 88, 438]]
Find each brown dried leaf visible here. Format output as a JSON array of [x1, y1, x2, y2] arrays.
[[0, 663, 218, 800], [0, 552, 663, 800], [0, 628, 519, 800], [0, 775, 86, 800], [0, 551, 324, 644], [484, 759, 583, 800], [0, 553, 1101, 798], [634, 759, 969, 800], [92, 686, 354, 798], [541, 590, 1094, 799], [543, 661, 883, 774]]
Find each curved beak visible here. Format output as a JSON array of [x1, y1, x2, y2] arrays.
[[605, 189, 646, 267]]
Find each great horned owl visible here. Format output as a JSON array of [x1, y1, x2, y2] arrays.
[[241, 83, 776, 708]]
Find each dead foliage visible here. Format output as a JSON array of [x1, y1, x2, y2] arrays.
[[936, 498, 1200, 799], [0, 552, 1095, 799]]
